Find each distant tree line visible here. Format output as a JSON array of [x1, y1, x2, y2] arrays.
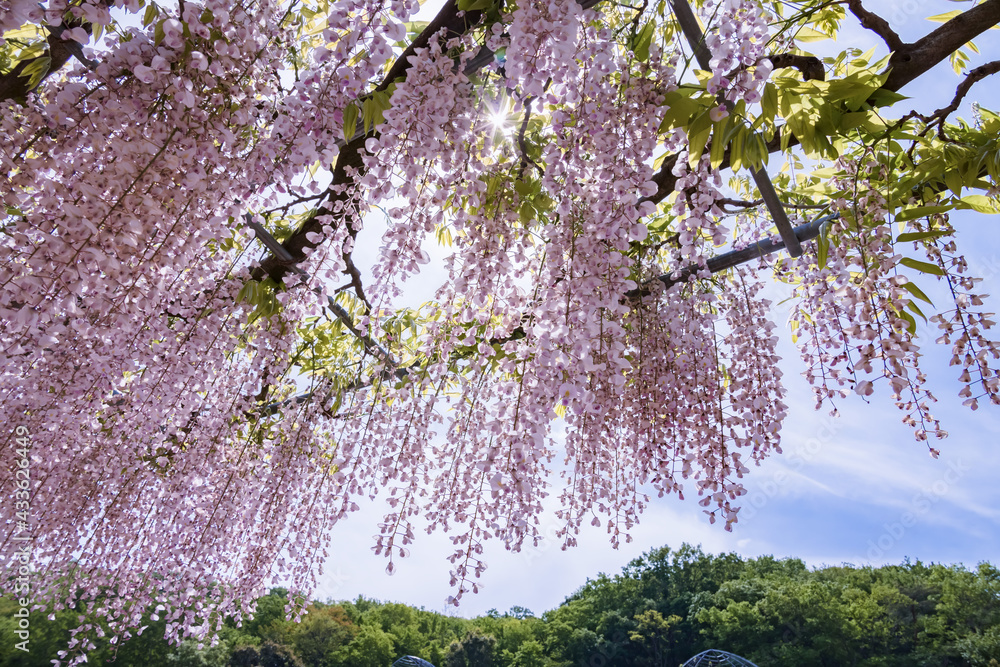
[[3, 544, 999, 666]]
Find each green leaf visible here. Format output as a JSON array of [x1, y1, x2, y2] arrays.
[[3, 25, 43, 41], [839, 111, 870, 132], [744, 131, 762, 170], [153, 19, 166, 46], [362, 97, 375, 134], [659, 90, 706, 132], [457, 0, 493, 10], [899, 257, 945, 276], [826, 78, 872, 103], [328, 392, 343, 416], [958, 194, 999, 213], [630, 21, 655, 62], [342, 102, 359, 140], [485, 174, 501, 196], [405, 21, 430, 36], [436, 224, 453, 246], [866, 88, 907, 107], [687, 110, 712, 168], [898, 309, 917, 335], [926, 9, 962, 22], [361, 91, 391, 135], [944, 169, 963, 196], [896, 229, 950, 243], [907, 300, 928, 324], [760, 82, 777, 121], [817, 220, 830, 269], [16, 42, 46, 62], [19, 56, 50, 89], [755, 133, 770, 168], [796, 26, 830, 42], [514, 179, 538, 198], [143, 3, 159, 26], [374, 90, 392, 120], [729, 126, 746, 173], [784, 104, 817, 156], [895, 205, 952, 222], [237, 281, 257, 305], [951, 49, 969, 75], [901, 281, 934, 305], [709, 115, 731, 170], [519, 201, 534, 224]]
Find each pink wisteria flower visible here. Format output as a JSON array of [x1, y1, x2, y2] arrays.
[[1, 0, 997, 662]]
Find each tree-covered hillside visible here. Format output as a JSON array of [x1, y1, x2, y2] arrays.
[[3, 544, 999, 666]]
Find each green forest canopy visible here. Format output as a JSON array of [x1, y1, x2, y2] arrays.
[[3, 544, 999, 667]]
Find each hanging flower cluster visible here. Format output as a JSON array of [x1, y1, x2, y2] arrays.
[[669, 151, 730, 263], [0, 0, 419, 656], [1, 0, 998, 661], [0, 0, 42, 34], [703, 0, 773, 104], [784, 157, 992, 446], [922, 219, 1000, 411]]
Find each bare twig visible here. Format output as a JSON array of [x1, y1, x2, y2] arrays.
[[923, 60, 1000, 138], [342, 251, 372, 312], [717, 197, 832, 213], [261, 191, 328, 217], [245, 216, 398, 367], [887, 58, 1000, 151]]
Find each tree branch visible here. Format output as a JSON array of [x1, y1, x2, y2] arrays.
[[0, 27, 80, 103], [250, 0, 492, 285], [250, 0, 616, 286], [716, 197, 830, 213], [267, 211, 840, 416], [846, 0, 905, 53], [375, 0, 470, 92], [765, 54, 825, 81], [884, 0, 1000, 92], [0, 3, 112, 103], [246, 216, 398, 367], [669, 0, 802, 256], [646, 0, 1000, 207], [919, 59, 1000, 138], [627, 214, 836, 301]]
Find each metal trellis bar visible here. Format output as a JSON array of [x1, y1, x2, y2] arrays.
[[669, 0, 804, 257]]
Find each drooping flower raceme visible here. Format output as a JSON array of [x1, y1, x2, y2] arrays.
[[1, 0, 997, 661]]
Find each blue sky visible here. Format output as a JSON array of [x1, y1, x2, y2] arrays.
[[307, 0, 1000, 618]]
